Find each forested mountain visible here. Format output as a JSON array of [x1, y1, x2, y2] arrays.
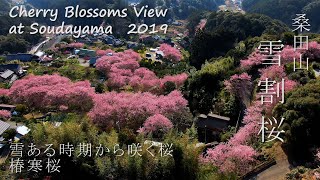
[[28, 0, 115, 9], [0, 12, 42, 54], [0, 0, 9, 14], [156, 0, 224, 19], [189, 12, 289, 69], [242, 0, 320, 32]]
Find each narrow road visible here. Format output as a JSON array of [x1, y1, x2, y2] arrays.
[[29, 37, 50, 54], [29, 35, 65, 54], [256, 144, 291, 180], [256, 160, 290, 180]]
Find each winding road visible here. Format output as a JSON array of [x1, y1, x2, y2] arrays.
[[256, 145, 291, 180]]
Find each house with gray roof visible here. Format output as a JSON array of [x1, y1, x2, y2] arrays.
[[196, 113, 231, 143], [0, 120, 10, 137], [0, 64, 24, 84]]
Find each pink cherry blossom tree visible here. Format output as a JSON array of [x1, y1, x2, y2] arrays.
[[303, 41, 320, 61], [159, 44, 182, 63], [96, 49, 115, 57], [241, 101, 263, 125], [68, 42, 85, 49], [88, 90, 188, 130], [160, 73, 188, 89], [196, 19, 207, 31], [121, 49, 142, 61], [201, 144, 257, 175], [128, 68, 160, 92], [259, 65, 298, 113], [280, 46, 301, 64], [240, 50, 265, 70], [0, 89, 9, 96], [96, 51, 188, 94], [203, 57, 299, 175], [201, 100, 262, 175], [259, 65, 286, 81], [224, 73, 252, 107], [138, 114, 173, 136], [0, 110, 11, 120], [96, 55, 122, 73], [8, 74, 95, 112], [240, 42, 320, 71]]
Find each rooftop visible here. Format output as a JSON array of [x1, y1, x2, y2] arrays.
[[0, 104, 16, 108], [16, 126, 30, 136], [0, 120, 10, 136], [207, 113, 230, 121], [0, 70, 14, 79]]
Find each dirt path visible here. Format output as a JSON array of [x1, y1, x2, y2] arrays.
[[256, 160, 290, 180], [256, 144, 291, 180]]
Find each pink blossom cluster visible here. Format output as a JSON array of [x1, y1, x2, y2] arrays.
[[309, 41, 320, 49], [201, 144, 257, 175], [229, 101, 263, 146], [96, 49, 115, 57], [96, 49, 141, 88], [96, 50, 142, 72], [240, 50, 265, 70], [304, 41, 320, 61], [67, 42, 85, 49], [280, 46, 301, 64], [127, 68, 160, 92], [8, 74, 95, 112], [137, 114, 173, 134], [204, 57, 300, 174], [242, 101, 263, 124], [96, 50, 187, 93], [0, 89, 9, 96], [3, 74, 188, 132], [200, 100, 262, 175], [224, 73, 252, 91], [160, 73, 188, 89], [129, 71, 188, 94], [259, 65, 298, 91], [224, 73, 252, 106], [203, 71, 298, 174], [240, 41, 320, 70], [159, 44, 182, 62], [0, 110, 11, 120], [196, 19, 207, 31], [259, 65, 298, 113], [259, 65, 286, 81], [88, 90, 187, 130]]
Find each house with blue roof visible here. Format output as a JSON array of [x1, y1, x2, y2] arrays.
[[6, 53, 40, 62], [89, 57, 98, 67]]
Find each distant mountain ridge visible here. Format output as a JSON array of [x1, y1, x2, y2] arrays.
[[242, 0, 320, 32], [0, 0, 10, 14]]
